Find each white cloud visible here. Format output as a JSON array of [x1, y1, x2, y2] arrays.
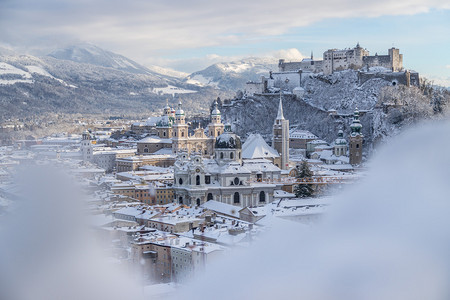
[[0, 0, 447, 66], [270, 48, 305, 61]]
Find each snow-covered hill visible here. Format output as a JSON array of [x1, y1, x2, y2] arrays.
[[186, 57, 277, 91], [0, 49, 230, 120], [48, 44, 155, 75]]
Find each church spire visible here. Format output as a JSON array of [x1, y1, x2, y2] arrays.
[[276, 92, 285, 120], [311, 50, 313, 60]]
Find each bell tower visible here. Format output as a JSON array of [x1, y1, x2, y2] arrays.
[[349, 108, 364, 165], [208, 99, 224, 138], [81, 130, 93, 162], [172, 101, 189, 154], [272, 93, 289, 169]]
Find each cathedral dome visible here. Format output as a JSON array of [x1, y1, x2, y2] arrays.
[[334, 130, 347, 145], [215, 124, 242, 149]]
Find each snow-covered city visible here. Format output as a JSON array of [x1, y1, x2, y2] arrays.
[[0, 1, 449, 300]]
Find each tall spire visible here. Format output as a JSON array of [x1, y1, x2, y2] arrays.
[[311, 50, 313, 60], [276, 92, 285, 120]]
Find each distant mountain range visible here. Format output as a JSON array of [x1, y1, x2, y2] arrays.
[[186, 57, 277, 90], [0, 44, 236, 121]]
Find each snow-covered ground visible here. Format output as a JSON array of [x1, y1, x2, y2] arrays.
[[151, 85, 197, 95], [0, 62, 77, 87]]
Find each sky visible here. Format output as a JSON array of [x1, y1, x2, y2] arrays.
[[0, 0, 449, 85]]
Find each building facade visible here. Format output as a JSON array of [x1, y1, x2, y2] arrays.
[[173, 125, 281, 207]]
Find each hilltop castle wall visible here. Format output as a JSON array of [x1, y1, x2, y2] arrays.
[[278, 44, 404, 75]]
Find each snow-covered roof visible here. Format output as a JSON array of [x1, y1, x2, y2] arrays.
[[289, 129, 318, 140], [242, 134, 279, 159], [201, 200, 240, 218], [138, 136, 172, 144]]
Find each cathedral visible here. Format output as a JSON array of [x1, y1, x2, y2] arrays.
[[137, 100, 224, 156], [173, 100, 290, 208]]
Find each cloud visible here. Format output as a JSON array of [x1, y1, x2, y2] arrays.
[[0, 0, 447, 67], [271, 48, 305, 61]]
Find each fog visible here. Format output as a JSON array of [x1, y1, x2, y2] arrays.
[[1, 121, 450, 299]]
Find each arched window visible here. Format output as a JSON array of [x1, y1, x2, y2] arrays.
[[356, 144, 360, 148], [181, 131, 185, 137], [239, 152, 241, 159], [196, 198, 201, 206], [179, 178, 183, 185], [196, 175, 200, 185], [207, 193, 213, 201], [230, 152, 234, 159], [143, 148, 149, 153], [259, 191, 266, 203], [179, 196, 183, 204], [220, 152, 224, 159], [233, 192, 240, 204], [163, 132, 166, 137]]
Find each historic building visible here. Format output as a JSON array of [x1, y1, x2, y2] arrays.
[[81, 130, 93, 162], [278, 43, 403, 75], [136, 100, 225, 157], [272, 95, 290, 169], [173, 124, 281, 207], [349, 108, 363, 165], [333, 130, 348, 157]]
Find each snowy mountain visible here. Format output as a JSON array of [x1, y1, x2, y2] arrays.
[[186, 57, 278, 91], [0, 49, 229, 120], [48, 44, 155, 75]]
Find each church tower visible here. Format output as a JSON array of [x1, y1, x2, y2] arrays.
[[157, 100, 173, 138], [207, 99, 224, 139], [272, 94, 289, 169], [349, 108, 364, 165], [172, 101, 189, 154], [81, 130, 93, 162]]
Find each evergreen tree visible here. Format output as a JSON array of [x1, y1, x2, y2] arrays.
[[294, 160, 314, 198]]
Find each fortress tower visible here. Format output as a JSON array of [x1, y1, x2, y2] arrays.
[[272, 94, 289, 169]]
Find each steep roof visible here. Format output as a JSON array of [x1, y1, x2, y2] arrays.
[[242, 134, 279, 159]]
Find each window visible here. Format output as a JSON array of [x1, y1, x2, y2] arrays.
[[356, 144, 360, 148], [205, 175, 211, 184], [182, 131, 185, 137], [220, 152, 224, 159], [207, 193, 213, 201], [233, 192, 240, 204], [196, 198, 201, 206], [196, 175, 200, 185], [239, 152, 241, 159], [179, 178, 183, 185], [143, 148, 149, 153], [259, 191, 266, 202], [230, 152, 234, 159], [163, 132, 166, 137], [234, 177, 240, 185]]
